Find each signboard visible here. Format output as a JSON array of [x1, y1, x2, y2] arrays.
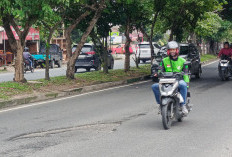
[[110, 32, 120, 36], [1, 26, 40, 41]]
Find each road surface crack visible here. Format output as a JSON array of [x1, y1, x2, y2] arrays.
[[7, 112, 148, 141]]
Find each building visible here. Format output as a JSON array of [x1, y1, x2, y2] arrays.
[[0, 26, 40, 54]]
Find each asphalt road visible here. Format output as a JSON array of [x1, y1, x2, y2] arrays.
[[0, 58, 137, 82], [1, 61, 232, 157]]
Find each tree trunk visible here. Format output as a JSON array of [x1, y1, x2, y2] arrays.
[[65, 30, 72, 61], [124, 17, 131, 72], [209, 39, 215, 54], [103, 35, 108, 73], [45, 44, 50, 81], [149, 10, 159, 61], [3, 17, 29, 82], [45, 31, 55, 81], [14, 45, 26, 82], [169, 30, 174, 41], [66, 3, 104, 79], [202, 40, 205, 55], [64, 11, 90, 62], [90, 30, 107, 73]]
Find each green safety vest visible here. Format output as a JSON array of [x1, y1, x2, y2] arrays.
[[160, 57, 190, 83]]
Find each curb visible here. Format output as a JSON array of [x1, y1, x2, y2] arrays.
[[0, 75, 151, 110]]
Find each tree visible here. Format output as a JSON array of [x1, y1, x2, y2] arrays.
[[194, 0, 231, 54], [37, 3, 63, 80], [80, 2, 114, 74], [220, 0, 232, 21], [139, 0, 167, 61], [157, 0, 223, 42], [0, 0, 53, 82], [111, 0, 149, 72], [64, 0, 106, 79]]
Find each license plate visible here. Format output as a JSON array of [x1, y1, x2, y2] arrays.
[[142, 50, 149, 53], [78, 55, 86, 59]]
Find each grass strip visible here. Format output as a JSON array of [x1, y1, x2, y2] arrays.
[[0, 65, 151, 100]]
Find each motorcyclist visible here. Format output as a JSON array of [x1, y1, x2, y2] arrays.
[[218, 42, 232, 59], [218, 42, 232, 75], [151, 41, 190, 115], [23, 47, 33, 69]]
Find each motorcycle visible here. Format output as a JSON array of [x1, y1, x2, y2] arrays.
[[24, 59, 34, 73], [218, 55, 231, 81], [158, 72, 192, 130]]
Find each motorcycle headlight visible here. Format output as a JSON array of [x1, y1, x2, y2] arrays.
[[159, 82, 178, 96], [220, 63, 229, 67]]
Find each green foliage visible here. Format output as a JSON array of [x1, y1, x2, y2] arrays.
[[0, 0, 55, 27], [195, 12, 222, 38], [201, 54, 217, 62], [195, 11, 232, 42], [154, 0, 224, 42], [220, 0, 232, 21], [35, 1, 64, 42]]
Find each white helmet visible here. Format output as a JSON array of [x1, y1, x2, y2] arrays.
[[167, 41, 179, 56], [167, 41, 179, 49]]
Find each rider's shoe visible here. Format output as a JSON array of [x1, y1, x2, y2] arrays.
[[182, 105, 189, 116]]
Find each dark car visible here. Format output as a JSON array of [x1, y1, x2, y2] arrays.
[[151, 43, 202, 81], [179, 43, 202, 79], [151, 46, 167, 82], [73, 43, 114, 72], [32, 44, 63, 68]]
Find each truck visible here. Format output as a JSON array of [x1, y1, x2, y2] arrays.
[[32, 44, 63, 69]]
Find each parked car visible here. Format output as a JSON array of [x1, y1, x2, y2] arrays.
[[179, 43, 202, 79], [32, 44, 63, 69], [136, 42, 160, 63], [111, 44, 133, 54], [73, 43, 114, 72]]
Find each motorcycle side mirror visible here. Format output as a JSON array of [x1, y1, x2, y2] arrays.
[[190, 52, 197, 56]]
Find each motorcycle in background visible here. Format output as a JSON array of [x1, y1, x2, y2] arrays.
[[218, 55, 232, 81], [24, 58, 34, 73]]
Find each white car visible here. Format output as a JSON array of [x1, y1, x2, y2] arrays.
[[136, 42, 160, 63]]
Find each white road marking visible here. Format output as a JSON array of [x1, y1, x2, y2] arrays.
[[0, 80, 151, 113]]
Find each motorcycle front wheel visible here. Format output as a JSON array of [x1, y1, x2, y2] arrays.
[[161, 102, 173, 130], [219, 69, 228, 81], [31, 67, 34, 73]]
